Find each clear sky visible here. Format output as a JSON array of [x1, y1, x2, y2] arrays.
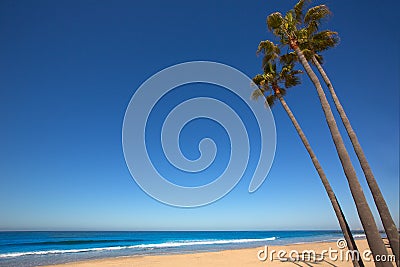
[[0, 0, 398, 231]]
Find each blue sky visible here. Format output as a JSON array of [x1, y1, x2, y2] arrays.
[[0, 0, 398, 231]]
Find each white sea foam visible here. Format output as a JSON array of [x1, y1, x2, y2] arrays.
[[0, 246, 130, 258], [132, 237, 276, 248], [353, 234, 366, 238], [0, 237, 276, 258]]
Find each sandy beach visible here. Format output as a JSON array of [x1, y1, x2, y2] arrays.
[[45, 239, 396, 267]]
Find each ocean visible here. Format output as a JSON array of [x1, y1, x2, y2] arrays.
[[0, 231, 366, 267]]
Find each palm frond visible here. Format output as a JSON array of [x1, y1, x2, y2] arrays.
[[306, 20, 319, 36], [257, 40, 280, 68], [284, 74, 301, 88], [290, 69, 303, 75], [285, 10, 295, 24], [263, 73, 275, 85], [277, 33, 290, 46], [267, 12, 284, 31], [264, 61, 278, 76], [284, 11, 299, 34], [304, 5, 331, 24], [257, 40, 279, 55], [304, 5, 331, 34], [252, 74, 272, 93], [312, 30, 338, 39], [251, 88, 265, 100], [252, 74, 264, 86], [262, 55, 272, 71], [296, 28, 310, 42], [311, 30, 339, 52], [293, 0, 310, 24], [280, 52, 298, 65], [266, 94, 277, 107], [277, 63, 302, 89], [280, 65, 290, 76], [301, 48, 314, 60]]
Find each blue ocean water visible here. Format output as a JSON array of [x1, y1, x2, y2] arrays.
[[0, 231, 366, 267]]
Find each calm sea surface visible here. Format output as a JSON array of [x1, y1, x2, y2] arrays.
[[0, 231, 367, 266]]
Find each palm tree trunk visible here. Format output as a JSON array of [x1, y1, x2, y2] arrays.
[[275, 90, 364, 267], [312, 56, 399, 266], [290, 42, 391, 267]]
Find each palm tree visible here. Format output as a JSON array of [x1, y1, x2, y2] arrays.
[[264, 4, 391, 266], [297, 23, 399, 264], [314, 58, 399, 265], [252, 42, 363, 267]]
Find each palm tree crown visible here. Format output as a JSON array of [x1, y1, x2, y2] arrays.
[[266, 0, 334, 51], [252, 41, 302, 106]]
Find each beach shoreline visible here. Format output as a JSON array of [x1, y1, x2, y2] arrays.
[[43, 239, 396, 267]]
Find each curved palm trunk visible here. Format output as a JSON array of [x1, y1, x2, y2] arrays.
[[274, 90, 364, 267], [312, 56, 399, 266], [291, 43, 391, 267]]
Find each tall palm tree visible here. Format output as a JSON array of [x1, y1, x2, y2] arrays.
[[252, 43, 363, 267], [264, 4, 391, 266], [297, 24, 399, 264]]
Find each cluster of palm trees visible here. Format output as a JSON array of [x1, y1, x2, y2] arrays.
[[251, 1, 399, 267]]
